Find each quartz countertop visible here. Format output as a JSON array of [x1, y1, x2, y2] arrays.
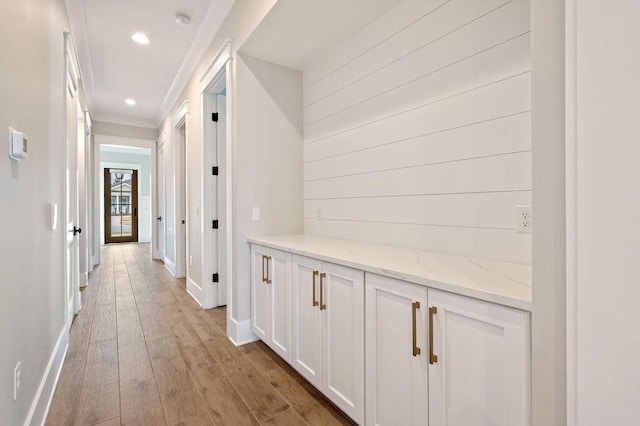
[[247, 234, 532, 311]]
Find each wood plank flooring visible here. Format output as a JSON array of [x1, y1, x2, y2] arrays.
[[46, 243, 352, 426]]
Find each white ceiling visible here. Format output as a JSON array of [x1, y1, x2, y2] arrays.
[[239, 0, 404, 71], [66, 0, 233, 128]]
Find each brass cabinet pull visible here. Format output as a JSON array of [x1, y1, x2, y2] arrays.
[[412, 301, 421, 356], [312, 271, 319, 307], [266, 256, 272, 284], [319, 273, 326, 310], [429, 306, 438, 364], [261, 255, 267, 283]]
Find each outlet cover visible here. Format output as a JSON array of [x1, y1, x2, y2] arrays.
[[516, 205, 533, 234], [252, 207, 261, 221]]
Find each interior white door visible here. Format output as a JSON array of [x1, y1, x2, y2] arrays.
[[176, 125, 187, 278], [292, 255, 323, 389], [267, 248, 292, 363], [365, 273, 429, 426], [428, 288, 530, 426], [214, 92, 226, 305], [157, 142, 165, 259], [321, 262, 364, 425], [65, 67, 81, 327], [251, 245, 270, 341]]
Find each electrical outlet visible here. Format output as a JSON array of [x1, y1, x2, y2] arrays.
[[516, 205, 533, 233], [189, 255, 193, 266], [14, 361, 21, 400]]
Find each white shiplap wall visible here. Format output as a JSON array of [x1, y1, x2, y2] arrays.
[[302, 0, 532, 264]]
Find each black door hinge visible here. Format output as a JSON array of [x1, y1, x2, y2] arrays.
[[212, 273, 219, 283], [212, 220, 219, 229], [211, 113, 219, 122], [212, 166, 219, 176]]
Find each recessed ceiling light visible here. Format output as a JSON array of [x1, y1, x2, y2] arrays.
[[131, 33, 150, 45], [125, 99, 136, 106], [175, 14, 191, 25]]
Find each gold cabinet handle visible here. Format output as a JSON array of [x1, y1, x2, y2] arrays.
[[266, 256, 272, 284], [312, 271, 319, 307], [429, 306, 438, 364], [261, 255, 267, 283], [412, 301, 421, 356], [319, 272, 326, 310]]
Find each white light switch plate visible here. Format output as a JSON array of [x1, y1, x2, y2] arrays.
[[252, 207, 261, 221]]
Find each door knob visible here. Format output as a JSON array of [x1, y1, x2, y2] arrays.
[[73, 226, 82, 236]]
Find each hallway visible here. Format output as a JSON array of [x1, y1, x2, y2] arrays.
[[46, 244, 351, 426]]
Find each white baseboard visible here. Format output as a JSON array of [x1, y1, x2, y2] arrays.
[[92, 254, 100, 268], [228, 318, 258, 346], [186, 278, 203, 307], [24, 325, 69, 426], [79, 272, 88, 287], [163, 257, 176, 276]]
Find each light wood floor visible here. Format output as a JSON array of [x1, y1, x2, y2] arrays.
[[46, 243, 352, 426]]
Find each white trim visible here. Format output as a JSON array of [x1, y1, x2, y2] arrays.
[[164, 257, 177, 276], [200, 39, 232, 89], [173, 101, 189, 127], [565, 0, 577, 424], [24, 326, 69, 426], [84, 111, 92, 134], [79, 272, 88, 287], [187, 278, 204, 307], [155, 0, 236, 125], [227, 318, 258, 346]]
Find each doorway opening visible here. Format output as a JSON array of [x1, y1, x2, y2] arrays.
[[173, 106, 188, 279], [200, 40, 232, 312], [104, 168, 139, 243]]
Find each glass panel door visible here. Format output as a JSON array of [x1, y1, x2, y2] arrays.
[[105, 168, 138, 243]]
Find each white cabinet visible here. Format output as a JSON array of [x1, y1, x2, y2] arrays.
[[291, 255, 322, 388], [365, 273, 429, 426], [251, 241, 531, 426], [292, 255, 364, 425], [428, 288, 530, 426], [250, 245, 292, 363], [365, 274, 530, 426]]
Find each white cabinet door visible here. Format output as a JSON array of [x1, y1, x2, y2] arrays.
[[322, 262, 365, 425], [365, 273, 428, 426], [428, 288, 530, 426], [291, 255, 323, 388], [251, 245, 270, 341], [268, 248, 292, 363]]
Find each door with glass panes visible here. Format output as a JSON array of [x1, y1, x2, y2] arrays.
[[104, 168, 138, 243]]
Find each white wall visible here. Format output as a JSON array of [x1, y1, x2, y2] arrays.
[[93, 120, 158, 141], [100, 149, 152, 243], [531, 0, 566, 424], [302, 0, 532, 264], [158, 0, 308, 342], [234, 54, 304, 320], [0, 0, 74, 424], [567, 1, 640, 424]]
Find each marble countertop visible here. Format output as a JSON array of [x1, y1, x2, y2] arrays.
[[247, 234, 532, 311]]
